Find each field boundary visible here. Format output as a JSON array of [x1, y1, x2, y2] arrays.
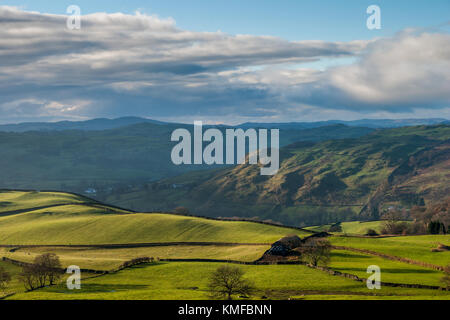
[[332, 245, 445, 271], [0, 242, 270, 249], [310, 264, 444, 291], [1, 257, 107, 274]]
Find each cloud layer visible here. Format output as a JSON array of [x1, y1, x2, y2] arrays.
[[0, 6, 449, 123]]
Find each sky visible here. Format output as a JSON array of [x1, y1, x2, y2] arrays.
[[0, 1, 449, 124]]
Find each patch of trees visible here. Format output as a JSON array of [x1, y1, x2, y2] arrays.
[[19, 253, 62, 291], [208, 265, 254, 300], [380, 197, 449, 235], [119, 257, 156, 269]]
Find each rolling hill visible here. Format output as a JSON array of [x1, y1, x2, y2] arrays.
[[0, 190, 311, 245], [108, 125, 450, 226]]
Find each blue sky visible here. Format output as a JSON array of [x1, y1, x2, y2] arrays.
[[0, 1, 449, 123]]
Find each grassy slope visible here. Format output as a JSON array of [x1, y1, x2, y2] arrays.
[[0, 206, 310, 245], [0, 191, 89, 214], [330, 250, 444, 286], [0, 191, 310, 245], [9, 262, 449, 300], [330, 235, 450, 267], [305, 221, 386, 234]]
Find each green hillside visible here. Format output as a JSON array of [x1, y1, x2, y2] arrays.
[[0, 191, 91, 214], [110, 125, 450, 225], [0, 123, 372, 194], [305, 221, 386, 234], [0, 191, 310, 245]]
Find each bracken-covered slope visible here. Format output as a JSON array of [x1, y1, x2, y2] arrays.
[[112, 125, 450, 226]]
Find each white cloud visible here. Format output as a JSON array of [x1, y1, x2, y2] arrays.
[[327, 31, 450, 106]]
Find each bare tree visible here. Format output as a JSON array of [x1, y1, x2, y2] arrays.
[[208, 265, 254, 300], [298, 238, 332, 267], [19, 253, 63, 290], [34, 253, 62, 285], [0, 266, 11, 293], [20, 264, 38, 291]]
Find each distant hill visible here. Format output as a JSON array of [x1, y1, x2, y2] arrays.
[[239, 118, 448, 130], [108, 125, 450, 226], [0, 122, 372, 191], [0, 117, 167, 132], [1, 117, 447, 132]]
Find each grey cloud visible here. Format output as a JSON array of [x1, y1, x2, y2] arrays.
[[0, 6, 448, 124]]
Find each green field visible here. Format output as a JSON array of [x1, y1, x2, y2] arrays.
[[2, 245, 270, 270], [330, 235, 450, 267], [0, 191, 90, 214], [329, 250, 444, 286], [7, 262, 450, 300], [305, 221, 387, 234], [0, 190, 449, 300], [0, 192, 310, 245]]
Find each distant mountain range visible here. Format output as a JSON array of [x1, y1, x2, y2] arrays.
[[238, 118, 449, 130], [0, 117, 167, 132], [0, 117, 448, 132]]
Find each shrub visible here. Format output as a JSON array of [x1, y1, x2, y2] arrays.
[[365, 229, 379, 236]]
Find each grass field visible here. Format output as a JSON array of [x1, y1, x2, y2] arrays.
[[7, 262, 450, 300], [305, 221, 393, 235], [2, 245, 270, 270], [330, 235, 450, 267], [0, 190, 449, 301], [329, 250, 444, 286]]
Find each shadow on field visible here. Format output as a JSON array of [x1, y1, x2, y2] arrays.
[[332, 267, 437, 274], [331, 252, 369, 259], [47, 283, 149, 294]]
